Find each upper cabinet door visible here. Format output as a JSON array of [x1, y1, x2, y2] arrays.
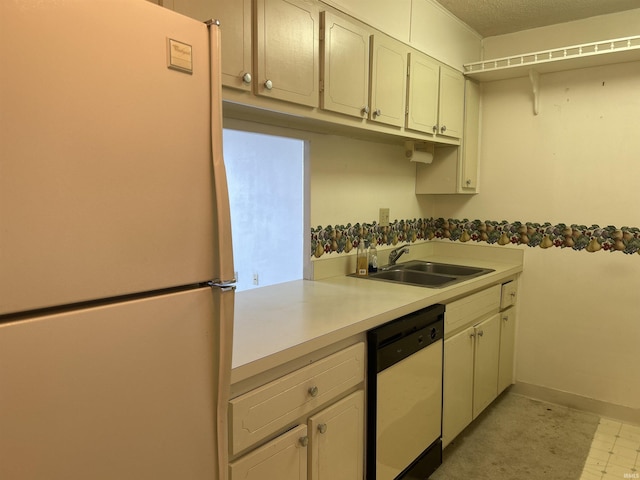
[[406, 51, 439, 134], [320, 11, 370, 119], [255, 0, 320, 107], [438, 65, 465, 139], [216, 0, 253, 90], [170, 0, 252, 91], [369, 33, 407, 127]]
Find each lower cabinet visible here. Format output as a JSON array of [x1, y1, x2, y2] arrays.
[[498, 306, 516, 393], [229, 343, 365, 480], [442, 326, 474, 447], [472, 313, 501, 418], [229, 425, 308, 480], [309, 391, 364, 480], [230, 391, 364, 480], [442, 281, 518, 448]]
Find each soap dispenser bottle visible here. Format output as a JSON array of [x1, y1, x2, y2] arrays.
[[368, 241, 378, 273], [356, 240, 368, 276]]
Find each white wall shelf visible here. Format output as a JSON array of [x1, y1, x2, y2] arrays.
[[463, 35, 640, 82]]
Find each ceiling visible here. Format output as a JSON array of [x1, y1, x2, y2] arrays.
[[433, 0, 640, 37]]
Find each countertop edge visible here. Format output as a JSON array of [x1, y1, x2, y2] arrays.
[[231, 258, 522, 386]]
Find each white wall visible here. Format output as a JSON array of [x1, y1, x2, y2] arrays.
[[433, 59, 640, 411], [309, 135, 432, 227], [223, 129, 305, 291], [482, 8, 640, 59]]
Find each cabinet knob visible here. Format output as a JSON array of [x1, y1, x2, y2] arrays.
[[317, 423, 328, 434], [466, 179, 472, 186], [503, 316, 509, 322], [299, 436, 309, 447], [432, 125, 438, 133], [469, 332, 476, 339], [440, 125, 447, 133], [362, 106, 370, 116], [242, 72, 252, 84], [477, 330, 484, 337], [373, 109, 381, 117], [264, 79, 273, 90], [308, 386, 319, 398]]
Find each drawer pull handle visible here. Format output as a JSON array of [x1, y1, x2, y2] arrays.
[[308, 386, 319, 398], [299, 436, 309, 447], [318, 423, 328, 434]]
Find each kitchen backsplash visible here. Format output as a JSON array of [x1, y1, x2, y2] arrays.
[[311, 218, 640, 258]]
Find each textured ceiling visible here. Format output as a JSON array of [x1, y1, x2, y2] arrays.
[[433, 0, 640, 37]]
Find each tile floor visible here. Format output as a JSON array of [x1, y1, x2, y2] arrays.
[[580, 418, 640, 480]]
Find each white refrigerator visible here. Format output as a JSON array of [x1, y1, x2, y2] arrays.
[[0, 2, 235, 479]]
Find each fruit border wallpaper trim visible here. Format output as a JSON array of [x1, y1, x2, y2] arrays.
[[311, 218, 640, 258]]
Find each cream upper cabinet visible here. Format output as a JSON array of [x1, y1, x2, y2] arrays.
[[460, 78, 480, 191], [213, 0, 253, 91], [255, 0, 320, 107], [369, 33, 407, 127], [406, 51, 440, 134], [167, 0, 252, 91], [308, 390, 364, 480], [320, 11, 370, 119], [414, 77, 480, 194], [437, 65, 465, 139], [406, 52, 464, 140]]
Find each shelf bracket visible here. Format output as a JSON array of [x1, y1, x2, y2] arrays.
[[529, 69, 540, 115]]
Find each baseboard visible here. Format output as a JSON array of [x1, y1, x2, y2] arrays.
[[511, 382, 640, 426]]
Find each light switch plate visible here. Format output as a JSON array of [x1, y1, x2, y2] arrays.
[[379, 208, 390, 227]]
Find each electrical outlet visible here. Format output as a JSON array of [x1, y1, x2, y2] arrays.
[[379, 208, 390, 227]]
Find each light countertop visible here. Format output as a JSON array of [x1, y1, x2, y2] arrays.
[[231, 243, 524, 385]]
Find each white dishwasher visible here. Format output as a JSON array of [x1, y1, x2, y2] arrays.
[[367, 304, 445, 480]]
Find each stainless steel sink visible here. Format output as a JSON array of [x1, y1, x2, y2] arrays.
[[389, 261, 488, 277], [351, 260, 494, 288], [369, 269, 456, 287]]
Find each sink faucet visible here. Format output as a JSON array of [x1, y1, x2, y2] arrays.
[[388, 245, 410, 265]]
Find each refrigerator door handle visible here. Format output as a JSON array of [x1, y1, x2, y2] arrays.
[[207, 20, 236, 285], [207, 281, 236, 292]]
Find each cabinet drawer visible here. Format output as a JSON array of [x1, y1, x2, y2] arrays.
[[445, 284, 500, 336], [500, 281, 518, 310], [229, 342, 365, 455]]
